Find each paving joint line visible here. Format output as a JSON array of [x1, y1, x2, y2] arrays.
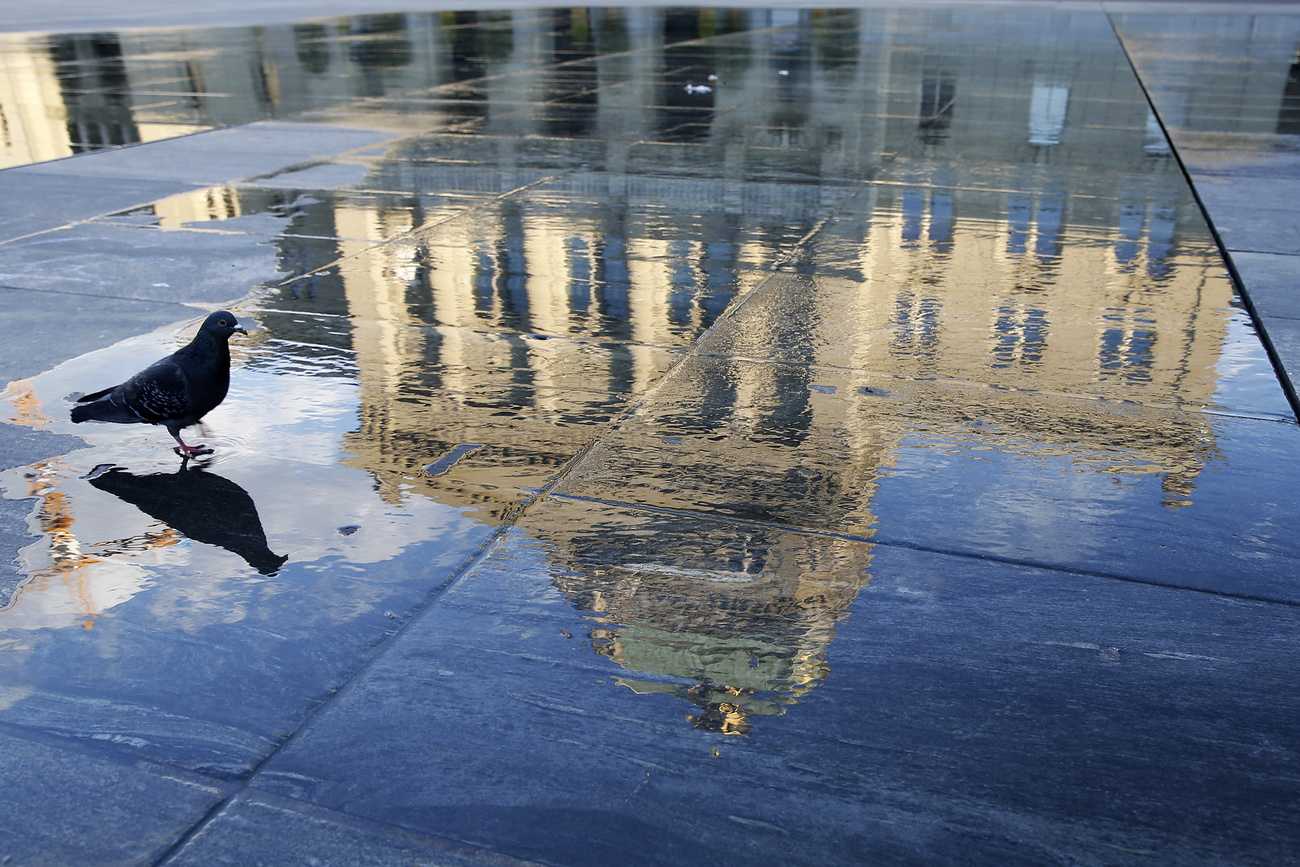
[[1107, 9, 1300, 422], [0, 718, 235, 796]]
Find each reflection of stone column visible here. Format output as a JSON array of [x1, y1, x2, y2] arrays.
[[0, 37, 74, 167]]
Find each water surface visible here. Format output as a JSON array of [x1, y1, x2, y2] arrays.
[[1, 7, 1297, 777]]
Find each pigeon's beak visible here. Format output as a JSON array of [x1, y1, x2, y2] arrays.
[[233, 322, 248, 335]]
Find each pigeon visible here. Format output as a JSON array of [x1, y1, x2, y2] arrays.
[[71, 310, 247, 457]]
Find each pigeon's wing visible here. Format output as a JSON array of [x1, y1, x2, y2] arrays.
[[123, 357, 191, 423], [76, 384, 118, 404]]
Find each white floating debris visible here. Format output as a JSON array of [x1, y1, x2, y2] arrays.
[[684, 83, 713, 94], [707, 74, 718, 81], [778, 69, 790, 76]]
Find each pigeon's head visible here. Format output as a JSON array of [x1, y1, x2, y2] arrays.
[[201, 310, 248, 340]]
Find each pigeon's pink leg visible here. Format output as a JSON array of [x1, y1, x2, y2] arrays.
[[171, 431, 213, 457]]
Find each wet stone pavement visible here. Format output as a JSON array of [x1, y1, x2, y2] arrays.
[[1, 4, 1300, 866]]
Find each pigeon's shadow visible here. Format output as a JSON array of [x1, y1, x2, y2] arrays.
[[88, 463, 288, 575]]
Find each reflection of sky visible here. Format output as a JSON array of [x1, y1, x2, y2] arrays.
[[1212, 308, 1293, 416], [4, 330, 486, 598], [0, 329, 492, 771]]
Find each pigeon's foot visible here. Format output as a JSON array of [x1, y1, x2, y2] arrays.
[[174, 444, 214, 458]]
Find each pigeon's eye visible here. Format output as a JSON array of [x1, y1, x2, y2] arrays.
[[218, 319, 228, 325]]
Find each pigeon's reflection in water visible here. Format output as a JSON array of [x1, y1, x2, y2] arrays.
[[87, 462, 287, 575]]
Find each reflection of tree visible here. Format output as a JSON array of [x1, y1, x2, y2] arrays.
[[293, 24, 332, 75], [811, 10, 860, 72], [347, 14, 413, 71], [539, 505, 872, 735]]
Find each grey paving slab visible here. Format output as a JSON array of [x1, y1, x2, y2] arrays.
[[0, 289, 200, 384], [165, 793, 524, 867], [1173, 137, 1300, 182], [1230, 251, 1300, 322], [0, 727, 224, 866], [1258, 315, 1300, 395], [0, 316, 505, 777], [0, 172, 199, 243], [253, 497, 1300, 867], [0, 5, 1298, 866], [0, 223, 287, 303], [0, 444, 493, 776], [17, 123, 400, 186], [1187, 175, 1300, 256]]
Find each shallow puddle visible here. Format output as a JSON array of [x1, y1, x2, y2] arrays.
[[1, 5, 1298, 763]]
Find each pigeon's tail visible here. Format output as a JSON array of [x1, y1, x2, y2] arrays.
[[71, 390, 141, 425]]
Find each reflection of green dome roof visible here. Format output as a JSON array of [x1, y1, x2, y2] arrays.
[[596, 619, 834, 735], [601, 620, 829, 697]]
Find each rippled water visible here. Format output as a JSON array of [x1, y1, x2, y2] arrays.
[[1, 6, 1297, 762]]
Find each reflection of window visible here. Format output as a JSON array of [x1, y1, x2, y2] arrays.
[[49, 34, 140, 154], [1005, 195, 1062, 258], [1146, 206, 1175, 280], [1035, 198, 1062, 257], [919, 71, 955, 142], [892, 293, 941, 357], [1113, 203, 1176, 278], [1007, 197, 1031, 254], [1115, 204, 1144, 266], [1279, 45, 1300, 135], [567, 236, 591, 315], [667, 239, 696, 326], [901, 190, 924, 246], [929, 193, 953, 248], [1029, 81, 1069, 146], [901, 190, 952, 249], [598, 235, 630, 321], [992, 306, 1048, 368], [1099, 313, 1156, 382], [474, 249, 494, 312]]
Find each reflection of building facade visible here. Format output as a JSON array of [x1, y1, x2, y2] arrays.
[[7, 9, 1300, 168], [0, 37, 75, 166], [1, 13, 456, 167], [8, 9, 1254, 728], [253, 9, 1230, 515], [280, 10, 1233, 727]]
